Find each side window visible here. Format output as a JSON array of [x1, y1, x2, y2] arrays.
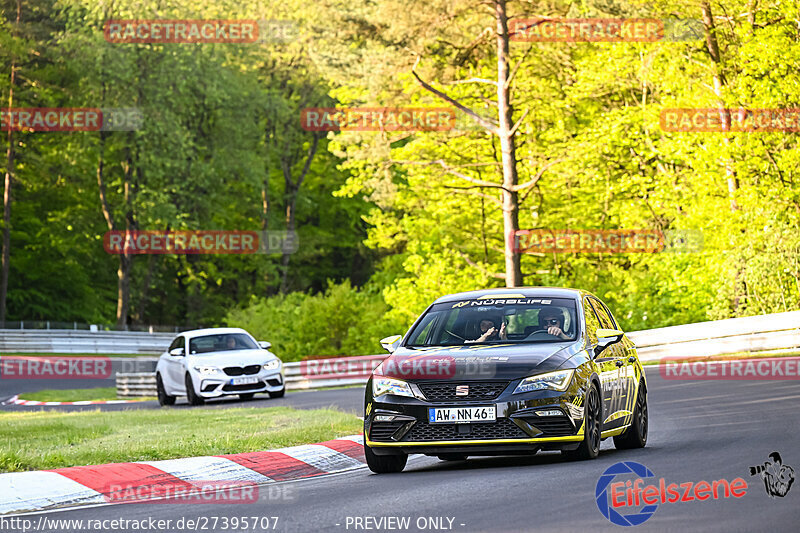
[[176, 336, 185, 349], [598, 300, 619, 329], [168, 337, 180, 351], [582, 297, 600, 344], [410, 314, 437, 345], [589, 298, 615, 329]]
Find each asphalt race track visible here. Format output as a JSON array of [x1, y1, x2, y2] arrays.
[[6, 367, 799, 532]]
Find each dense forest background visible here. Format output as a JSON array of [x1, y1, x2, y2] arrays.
[[1, 0, 798, 360]]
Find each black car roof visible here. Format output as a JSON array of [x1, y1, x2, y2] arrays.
[[433, 286, 586, 304]]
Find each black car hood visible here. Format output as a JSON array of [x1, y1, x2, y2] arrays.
[[376, 342, 584, 381]]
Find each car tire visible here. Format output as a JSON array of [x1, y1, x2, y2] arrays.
[[239, 393, 255, 401], [364, 443, 407, 474], [563, 382, 601, 461], [185, 373, 205, 405], [614, 381, 648, 450], [437, 454, 467, 462], [268, 387, 285, 398], [156, 373, 176, 406]]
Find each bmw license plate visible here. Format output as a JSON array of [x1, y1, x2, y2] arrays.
[[230, 376, 259, 386], [428, 406, 496, 423]]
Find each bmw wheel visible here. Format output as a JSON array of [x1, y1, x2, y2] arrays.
[[185, 373, 205, 405], [614, 382, 648, 449], [156, 373, 176, 406]]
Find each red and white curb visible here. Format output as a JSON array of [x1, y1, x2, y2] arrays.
[[0, 435, 365, 515]]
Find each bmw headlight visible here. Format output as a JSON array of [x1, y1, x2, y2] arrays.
[[263, 360, 281, 371], [513, 369, 574, 394], [194, 365, 220, 375], [372, 376, 414, 398]]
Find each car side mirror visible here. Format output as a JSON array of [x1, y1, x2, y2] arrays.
[[593, 328, 624, 358], [258, 341, 271, 350], [379, 335, 402, 354], [169, 347, 185, 357]]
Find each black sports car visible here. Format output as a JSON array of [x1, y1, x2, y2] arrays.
[[363, 287, 648, 473]]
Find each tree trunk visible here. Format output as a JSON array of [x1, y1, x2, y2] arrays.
[[279, 134, 319, 294], [494, 0, 523, 287], [702, 0, 739, 212], [0, 0, 21, 326]]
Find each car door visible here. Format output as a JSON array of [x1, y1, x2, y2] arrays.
[[582, 296, 616, 424], [164, 336, 186, 392], [589, 297, 628, 431], [596, 298, 641, 428]]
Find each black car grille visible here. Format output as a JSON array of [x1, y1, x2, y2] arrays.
[[223, 365, 261, 376], [369, 421, 408, 442], [402, 418, 528, 441], [417, 381, 509, 402], [522, 416, 575, 437], [222, 381, 265, 392]]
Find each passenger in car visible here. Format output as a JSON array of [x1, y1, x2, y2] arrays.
[[466, 318, 508, 343]]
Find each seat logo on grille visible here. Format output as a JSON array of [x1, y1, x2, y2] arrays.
[[455, 385, 469, 396]]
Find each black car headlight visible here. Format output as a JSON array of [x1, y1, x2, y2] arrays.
[[513, 369, 574, 394], [372, 376, 414, 398]]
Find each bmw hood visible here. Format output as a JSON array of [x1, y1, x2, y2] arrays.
[[186, 349, 279, 367], [374, 342, 582, 381]]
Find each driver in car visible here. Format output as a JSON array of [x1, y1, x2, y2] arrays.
[[225, 336, 238, 350], [537, 309, 571, 340]]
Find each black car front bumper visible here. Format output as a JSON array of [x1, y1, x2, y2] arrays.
[[365, 378, 589, 456]]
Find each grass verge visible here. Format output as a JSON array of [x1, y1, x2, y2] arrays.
[[0, 406, 361, 473], [17, 387, 154, 402]]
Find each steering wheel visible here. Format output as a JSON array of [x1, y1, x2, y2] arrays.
[[525, 330, 558, 340]]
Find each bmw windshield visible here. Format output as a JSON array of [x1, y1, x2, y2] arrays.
[[188, 333, 259, 354], [405, 296, 578, 347]]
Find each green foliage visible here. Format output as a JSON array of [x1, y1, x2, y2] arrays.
[[225, 280, 404, 360]]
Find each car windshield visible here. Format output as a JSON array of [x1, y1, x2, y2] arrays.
[[405, 296, 578, 347], [188, 333, 258, 354]]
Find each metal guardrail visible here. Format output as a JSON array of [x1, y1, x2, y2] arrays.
[[18, 310, 800, 397], [628, 310, 800, 361], [117, 354, 387, 397], [0, 330, 175, 354]]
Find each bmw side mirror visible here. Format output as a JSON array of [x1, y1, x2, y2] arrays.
[[169, 347, 185, 357], [379, 335, 402, 353], [593, 328, 624, 358], [258, 341, 272, 350]]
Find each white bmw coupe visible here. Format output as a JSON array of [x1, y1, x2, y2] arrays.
[[155, 327, 284, 406]]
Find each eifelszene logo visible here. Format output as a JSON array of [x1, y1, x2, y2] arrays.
[[749, 452, 795, 498], [595, 461, 748, 526]]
